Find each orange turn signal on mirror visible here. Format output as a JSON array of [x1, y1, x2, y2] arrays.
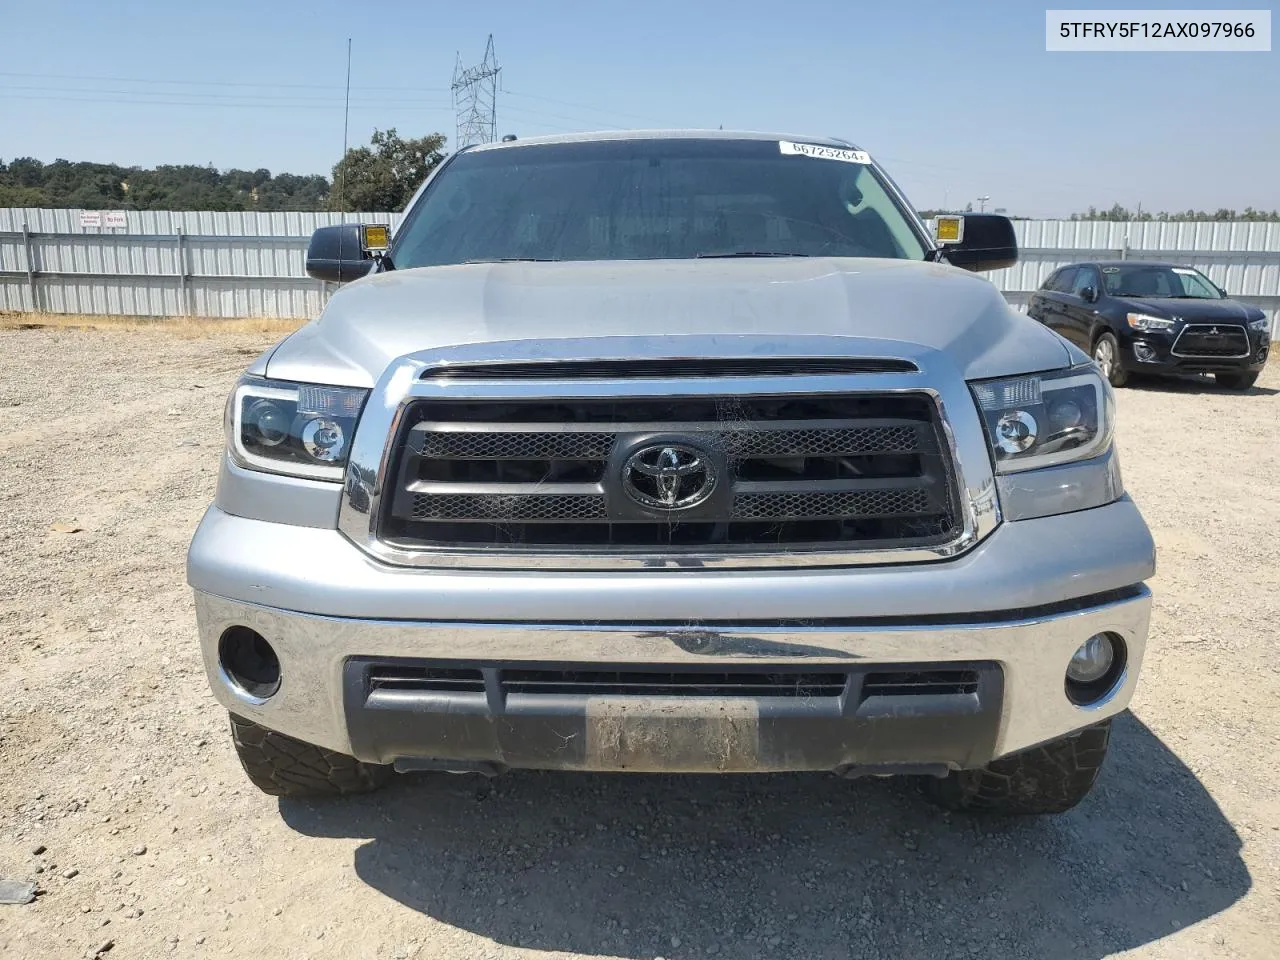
[[360, 224, 391, 252], [934, 216, 963, 244]]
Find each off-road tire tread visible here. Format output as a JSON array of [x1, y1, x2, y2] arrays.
[[921, 720, 1111, 815], [1215, 371, 1258, 391], [229, 714, 391, 797]]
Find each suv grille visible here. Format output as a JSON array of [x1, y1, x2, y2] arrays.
[[380, 393, 961, 554], [1172, 324, 1250, 358]]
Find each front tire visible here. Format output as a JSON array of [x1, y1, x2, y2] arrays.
[[1092, 333, 1129, 387], [1215, 371, 1259, 391], [921, 720, 1111, 815], [229, 714, 392, 797]]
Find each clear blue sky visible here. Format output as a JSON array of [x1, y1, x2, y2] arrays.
[[1, 0, 1276, 217]]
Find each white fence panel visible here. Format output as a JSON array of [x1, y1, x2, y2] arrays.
[[1, 209, 1277, 328]]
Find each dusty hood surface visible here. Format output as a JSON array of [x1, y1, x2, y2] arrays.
[[266, 258, 1071, 386]]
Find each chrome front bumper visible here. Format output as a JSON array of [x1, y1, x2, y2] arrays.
[[189, 497, 1154, 771]]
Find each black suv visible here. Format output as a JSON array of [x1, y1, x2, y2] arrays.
[[1027, 260, 1270, 389]]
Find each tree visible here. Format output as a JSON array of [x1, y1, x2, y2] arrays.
[[0, 156, 335, 211], [330, 128, 448, 212]]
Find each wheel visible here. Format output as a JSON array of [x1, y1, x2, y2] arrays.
[[1092, 333, 1129, 387], [229, 713, 392, 797], [921, 720, 1111, 815], [1214, 371, 1259, 391]]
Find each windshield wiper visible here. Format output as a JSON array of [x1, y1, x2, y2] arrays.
[[461, 257, 563, 264], [696, 251, 811, 259]]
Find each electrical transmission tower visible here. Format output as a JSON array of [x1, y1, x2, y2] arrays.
[[451, 35, 501, 148]]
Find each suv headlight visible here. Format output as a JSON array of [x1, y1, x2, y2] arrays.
[[1126, 313, 1174, 332], [225, 375, 368, 481], [1248, 316, 1271, 333], [971, 366, 1114, 473]]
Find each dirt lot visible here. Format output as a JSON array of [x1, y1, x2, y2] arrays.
[[1, 323, 1277, 960]]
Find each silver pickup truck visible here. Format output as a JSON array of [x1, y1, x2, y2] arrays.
[[187, 131, 1155, 815]]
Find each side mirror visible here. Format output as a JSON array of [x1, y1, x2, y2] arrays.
[[1215, 284, 1229, 298], [1081, 285, 1098, 303], [305, 224, 379, 283], [934, 214, 1018, 272]]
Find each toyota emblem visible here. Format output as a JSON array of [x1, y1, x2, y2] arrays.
[[621, 443, 717, 511]]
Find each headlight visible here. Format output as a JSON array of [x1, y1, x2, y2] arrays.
[[1248, 316, 1271, 333], [225, 375, 368, 481], [1126, 313, 1174, 332], [971, 366, 1114, 473]]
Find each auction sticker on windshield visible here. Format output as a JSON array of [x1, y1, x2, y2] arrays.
[[779, 141, 871, 164]]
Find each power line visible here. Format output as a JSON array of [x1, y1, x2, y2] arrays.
[[498, 102, 629, 131], [0, 84, 450, 106], [451, 35, 501, 148], [0, 69, 448, 92], [1, 92, 454, 111], [503, 89, 667, 126]]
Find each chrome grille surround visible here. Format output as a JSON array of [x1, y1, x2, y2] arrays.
[[1171, 323, 1251, 359], [336, 336, 1002, 570]]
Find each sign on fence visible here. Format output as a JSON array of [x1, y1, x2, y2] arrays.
[[79, 211, 102, 228], [103, 211, 127, 228]]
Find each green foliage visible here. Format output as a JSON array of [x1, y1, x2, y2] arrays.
[[0, 156, 331, 211], [1068, 204, 1280, 222], [330, 128, 448, 212]]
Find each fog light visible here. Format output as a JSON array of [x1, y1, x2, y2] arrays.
[[218, 626, 281, 700], [1133, 343, 1157, 363], [1067, 634, 1114, 683], [1065, 632, 1127, 706]]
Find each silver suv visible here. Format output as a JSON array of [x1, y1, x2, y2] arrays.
[[188, 132, 1154, 815]]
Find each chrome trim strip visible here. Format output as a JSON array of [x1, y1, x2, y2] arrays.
[[1171, 323, 1251, 360], [337, 340, 1001, 570]]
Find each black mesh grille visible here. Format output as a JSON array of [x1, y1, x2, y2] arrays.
[[420, 431, 616, 460], [410, 493, 609, 522], [1173, 325, 1249, 358], [715, 425, 919, 457], [381, 391, 961, 554], [732, 488, 934, 521]]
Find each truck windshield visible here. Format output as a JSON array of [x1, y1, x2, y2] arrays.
[[390, 138, 928, 267]]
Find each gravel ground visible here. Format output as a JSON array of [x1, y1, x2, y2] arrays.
[[0, 326, 1277, 960]]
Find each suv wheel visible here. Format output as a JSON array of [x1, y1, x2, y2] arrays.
[[921, 720, 1111, 815], [1215, 371, 1259, 391], [229, 714, 393, 797], [1092, 333, 1129, 387]]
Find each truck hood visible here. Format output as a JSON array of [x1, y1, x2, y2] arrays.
[[266, 258, 1072, 387]]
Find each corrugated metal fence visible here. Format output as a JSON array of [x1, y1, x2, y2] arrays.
[[2, 209, 1278, 328], [0, 209, 405, 319]]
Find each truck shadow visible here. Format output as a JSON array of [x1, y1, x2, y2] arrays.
[[279, 712, 1249, 959]]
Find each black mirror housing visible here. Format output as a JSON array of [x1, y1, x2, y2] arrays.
[[1081, 285, 1098, 303], [939, 214, 1017, 273], [306, 224, 376, 283]]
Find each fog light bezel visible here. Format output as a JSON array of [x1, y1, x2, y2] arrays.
[[1132, 342, 1158, 363], [217, 626, 282, 702], [1065, 632, 1127, 706]]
